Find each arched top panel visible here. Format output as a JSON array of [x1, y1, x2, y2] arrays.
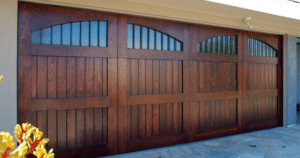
[[197, 35, 237, 55], [248, 37, 278, 57], [127, 23, 183, 52], [31, 21, 108, 47]]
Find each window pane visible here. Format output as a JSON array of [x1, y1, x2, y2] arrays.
[[62, 23, 71, 45], [127, 24, 133, 49], [99, 21, 107, 47], [176, 41, 182, 51], [149, 29, 155, 50], [31, 30, 41, 44], [142, 27, 148, 49], [134, 25, 141, 49], [156, 31, 161, 50], [72, 22, 80, 46], [163, 34, 168, 51], [90, 21, 98, 47], [81, 21, 89, 46], [41, 27, 51, 45], [169, 37, 174, 51], [52, 25, 61, 45]]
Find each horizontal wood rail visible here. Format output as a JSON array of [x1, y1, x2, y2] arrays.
[[192, 53, 238, 63], [127, 94, 184, 105], [245, 89, 278, 98], [247, 56, 278, 64], [125, 49, 186, 60], [194, 126, 238, 138], [190, 91, 239, 102], [29, 45, 113, 58], [30, 97, 109, 111]]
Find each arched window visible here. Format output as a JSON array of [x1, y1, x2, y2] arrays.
[[31, 21, 108, 47], [127, 24, 183, 51], [197, 35, 237, 55], [248, 38, 277, 57]]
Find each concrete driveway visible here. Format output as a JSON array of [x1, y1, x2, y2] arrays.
[[101, 125, 300, 158]]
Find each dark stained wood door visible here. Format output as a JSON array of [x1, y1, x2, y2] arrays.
[[18, 3, 118, 157], [18, 2, 282, 158]]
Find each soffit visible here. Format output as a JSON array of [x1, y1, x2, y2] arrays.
[[20, 0, 300, 36]]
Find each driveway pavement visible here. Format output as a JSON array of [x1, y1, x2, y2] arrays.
[[101, 125, 300, 158]]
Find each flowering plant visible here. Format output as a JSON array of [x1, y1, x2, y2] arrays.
[[0, 123, 54, 158]]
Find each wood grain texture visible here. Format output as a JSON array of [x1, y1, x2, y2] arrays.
[[18, 3, 282, 157]]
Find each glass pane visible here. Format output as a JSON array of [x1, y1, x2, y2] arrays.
[[156, 31, 161, 50], [31, 30, 41, 44], [62, 23, 71, 45], [99, 21, 107, 47], [127, 24, 133, 49], [134, 25, 141, 49], [201, 41, 205, 53], [169, 37, 174, 51], [212, 37, 216, 54], [223, 36, 227, 55], [206, 39, 211, 53], [90, 21, 98, 47], [227, 36, 231, 55], [41, 27, 51, 45], [81, 21, 89, 46], [52, 25, 61, 45], [149, 29, 155, 50], [141, 27, 148, 49], [218, 36, 222, 54], [176, 41, 181, 51], [72, 22, 80, 46], [163, 34, 168, 51]]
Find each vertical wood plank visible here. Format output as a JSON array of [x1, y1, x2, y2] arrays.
[[199, 62, 204, 93], [145, 60, 153, 137], [225, 99, 230, 127], [153, 60, 160, 136], [76, 57, 85, 146], [31, 57, 37, 127], [159, 60, 167, 135], [57, 57, 67, 148], [204, 101, 211, 130], [107, 57, 118, 154], [37, 56, 48, 147], [94, 108, 103, 144], [94, 58, 103, 97], [103, 58, 108, 96], [199, 101, 205, 130], [66, 57, 76, 147], [139, 59, 146, 138], [210, 100, 216, 128], [166, 60, 173, 134], [205, 62, 211, 92], [130, 59, 139, 138], [85, 58, 94, 145]]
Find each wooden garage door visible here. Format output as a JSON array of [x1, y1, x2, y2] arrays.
[[18, 3, 282, 158]]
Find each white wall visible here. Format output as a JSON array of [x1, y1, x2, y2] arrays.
[[0, 0, 18, 134]]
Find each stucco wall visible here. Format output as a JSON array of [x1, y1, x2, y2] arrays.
[[0, 0, 18, 134], [297, 44, 300, 104], [283, 35, 298, 126]]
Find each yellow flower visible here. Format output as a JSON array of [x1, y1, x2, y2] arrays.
[[0, 132, 15, 158], [0, 75, 3, 83], [9, 142, 28, 158], [14, 123, 36, 143], [0, 132, 15, 152], [33, 146, 54, 158]]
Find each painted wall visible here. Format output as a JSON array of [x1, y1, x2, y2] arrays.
[[297, 44, 300, 104], [0, 0, 18, 134], [283, 35, 298, 126]]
